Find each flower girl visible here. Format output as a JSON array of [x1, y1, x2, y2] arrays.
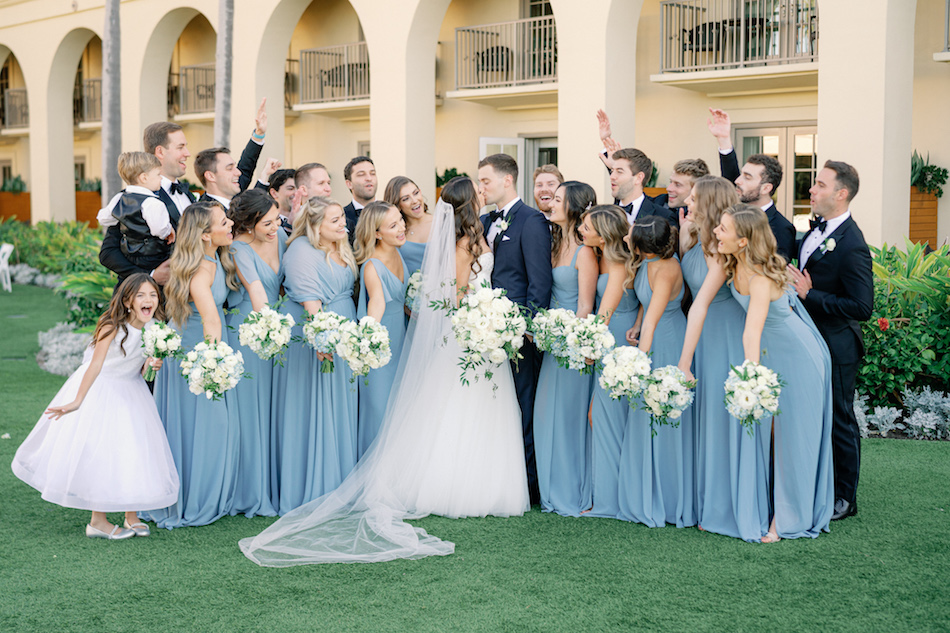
[[12, 274, 179, 539]]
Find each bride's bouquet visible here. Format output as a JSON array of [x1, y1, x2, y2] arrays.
[[598, 346, 652, 401], [238, 305, 295, 364], [640, 365, 696, 433], [724, 360, 783, 435], [334, 316, 392, 382], [302, 310, 349, 373], [564, 314, 615, 374], [179, 338, 245, 400], [141, 321, 182, 381], [405, 271, 423, 311], [529, 308, 577, 362], [447, 286, 527, 385]]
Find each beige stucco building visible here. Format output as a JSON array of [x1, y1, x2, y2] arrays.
[[1, 0, 948, 247]]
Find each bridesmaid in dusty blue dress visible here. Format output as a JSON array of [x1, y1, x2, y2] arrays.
[[579, 206, 640, 519], [617, 216, 696, 528], [272, 196, 359, 515], [678, 176, 769, 542], [384, 176, 431, 276], [714, 204, 834, 542], [353, 201, 409, 458], [225, 190, 286, 518], [144, 201, 241, 529], [534, 182, 599, 516]]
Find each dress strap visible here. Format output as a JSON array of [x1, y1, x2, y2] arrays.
[[570, 245, 583, 268], [203, 254, 217, 263]]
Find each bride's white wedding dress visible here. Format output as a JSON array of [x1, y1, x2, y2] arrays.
[[240, 201, 528, 566]]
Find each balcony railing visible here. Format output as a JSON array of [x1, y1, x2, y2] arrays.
[[73, 78, 102, 124], [179, 63, 215, 114], [455, 16, 557, 90], [300, 42, 369, 104], [3, 88, 28, 128], [659, 0, 818, 73]]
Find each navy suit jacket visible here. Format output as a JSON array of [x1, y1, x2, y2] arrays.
[[481, 199, 553, 313], [798, 217, 874, 365], [720, 149, 796, 262]]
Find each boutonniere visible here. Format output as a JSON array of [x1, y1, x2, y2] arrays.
[[498, 220, 509, 232], [820, 237, 836, 254]]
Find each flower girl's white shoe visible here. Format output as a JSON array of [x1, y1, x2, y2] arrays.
[[85, 524, 135, 540]]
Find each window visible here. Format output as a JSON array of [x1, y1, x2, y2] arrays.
[[74, 158, 87, 188], [356, 140, 370, 158], [523, 0, 553, 18]]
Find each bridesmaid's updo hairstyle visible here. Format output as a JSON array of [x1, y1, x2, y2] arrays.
[[690, 175, 738, 256], [286, 195, 358, 277], [229, 188, 277, 235], [92, 273, 165, 356], [720, 203, 789, 291], [550, 180, 596, 261], [440, 176, 485, 276], [166, 201, 240, 329], [584, 205, 629, 265], [383, 175, 428, 221], [353, 201, 398, 265], [626, 215, 678, 283]]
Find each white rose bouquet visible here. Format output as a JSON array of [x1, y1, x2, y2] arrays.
[[238, 305, 295, 364], [302, 310, 349, 373], [446, 286, 527, 385], [141, 321, 182, 381], [334, 316, 392, 382], [724, 360, 783, 435], [405, 271, 424, 311], [640, 365, 696, 434], [529, 308, 577, 361], [598, 346, 652, 401], [565, 314, 615, 374], [179, 338, 245, 400]]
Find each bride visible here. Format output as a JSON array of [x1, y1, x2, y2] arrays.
[[240, 177, 529, 566]]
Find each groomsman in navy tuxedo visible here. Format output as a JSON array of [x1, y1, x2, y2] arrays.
[[264, 168, 297, 233], [343, 156, 377, 244], [708, 108, 796, 262], [608, 148, 677, 227], [788, 161, 873, 521], [478, 153, 553, 505]]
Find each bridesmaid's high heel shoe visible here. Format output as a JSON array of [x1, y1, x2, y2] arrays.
[[124, 520, 151, 537], [86, 524, 135, 540]]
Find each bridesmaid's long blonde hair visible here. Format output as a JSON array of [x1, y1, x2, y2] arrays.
[[287, 196, 357, 277], [165, 202, 239, 329], [690, 175, 738, 256], [353, 201, 397, 265], [720, 204, 789, 292]]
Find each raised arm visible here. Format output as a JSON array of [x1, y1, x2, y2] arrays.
[[708, 108, 740, 182]]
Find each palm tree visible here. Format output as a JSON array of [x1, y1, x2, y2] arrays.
[[101, 0, 121, 200], [213, 0, 233, 147]]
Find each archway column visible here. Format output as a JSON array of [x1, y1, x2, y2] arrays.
[[817, 0, 917, 246]]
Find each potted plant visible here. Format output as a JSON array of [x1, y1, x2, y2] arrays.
[[75, 178, 102, 227], [435, 167, 470, 201], [643, 160, 666, 199], [909, 151, 948, 249], [0, 175, 31, 223]]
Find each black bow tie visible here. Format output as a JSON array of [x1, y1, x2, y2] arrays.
[[809, 217, 827, 233], [488, 209, 504, 223], [169, 181, 185, 196]]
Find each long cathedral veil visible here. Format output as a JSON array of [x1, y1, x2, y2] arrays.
[[239, 199, 460, 566]]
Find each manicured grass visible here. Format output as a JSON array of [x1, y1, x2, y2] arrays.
[[1, 285, 948, 632]]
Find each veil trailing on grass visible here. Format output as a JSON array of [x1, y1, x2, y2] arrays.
[[238, 200, 462, 566]]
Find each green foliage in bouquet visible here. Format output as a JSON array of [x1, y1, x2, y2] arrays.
[[859, 240, 950, 408]]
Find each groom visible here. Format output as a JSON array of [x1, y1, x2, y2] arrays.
[[478, 154, 553, 505]]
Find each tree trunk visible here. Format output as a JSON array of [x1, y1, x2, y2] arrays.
[[101, 0, 122, 200], [213, 0, 233, 148]]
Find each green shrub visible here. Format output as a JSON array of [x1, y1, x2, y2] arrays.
[[0, 174, 27, 192], [57, 269, 117, 329], [75, 178, 102, 193], [0, 218, 104, 275], [858, 240, 950, 408]]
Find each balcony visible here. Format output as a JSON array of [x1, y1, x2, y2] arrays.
[[936, 0, 950, 62], [447, 16, 557, 109], [178, 63, 215, 118], [73, 78, 102, 128], [652, 0, 819, 96], [2, 88, 28, 132], [293, 42, 369, 117]]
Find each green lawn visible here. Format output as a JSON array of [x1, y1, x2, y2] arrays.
[[1, 285, 948, 632]]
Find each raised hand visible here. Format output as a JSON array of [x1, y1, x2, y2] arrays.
[[291, 186, 307, 218], [596, 109, 613, 143], [255, 98, 268, 136], [707, 108, 733, 150], [262, 157, 282, 182]]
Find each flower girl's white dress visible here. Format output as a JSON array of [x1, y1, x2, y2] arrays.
[[12, 326, 179, 512]]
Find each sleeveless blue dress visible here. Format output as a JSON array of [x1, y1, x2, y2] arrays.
[[400, 240, 426, 277], [730, 284, 834, 538], [273, 240, 358, 515], [144, 254, 239, 528], [224, 235, 287, 518], [534, 246, 595, 516], [357, 254, 409, 458], [618, 256, 696, 528], [681, 246, 769, 541], [588, 271, 640, 518]]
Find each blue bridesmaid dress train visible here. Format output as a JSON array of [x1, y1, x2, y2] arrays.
[[681, 247, 769, 542], [356, 255, 409, 458], [272, 241, 358, 515], [225, 235, 287, 518], [534, 247, 595, 516], [617, 257, 696, 528], [144, 255, 240, 528], [588, 272, 640, 519]]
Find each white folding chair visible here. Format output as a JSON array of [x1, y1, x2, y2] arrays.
[[0, 242, 14, 292]]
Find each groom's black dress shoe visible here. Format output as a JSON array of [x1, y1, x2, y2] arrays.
[[831, 499, 857, 521]]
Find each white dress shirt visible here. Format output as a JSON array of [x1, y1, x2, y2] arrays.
[[160, 176, 193, 215], [799, 210, 850, 268], [96, 185, 172, 239], [486, 197, 520, 248]]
